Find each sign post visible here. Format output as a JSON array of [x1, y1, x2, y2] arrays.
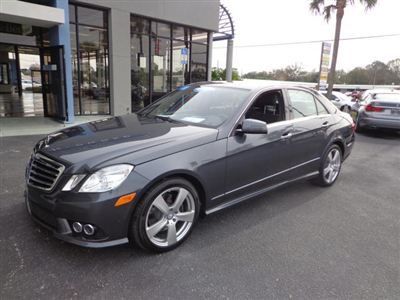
[[317, 42, 332, 91]]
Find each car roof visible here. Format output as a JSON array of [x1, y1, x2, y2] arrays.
[[198, 80, 317, 93]]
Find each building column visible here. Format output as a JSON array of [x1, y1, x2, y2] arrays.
[[226, 39, 234, 82], [109, 9, 131, 116], [52, 0, 74, 123], [207, 32, 213, 81]]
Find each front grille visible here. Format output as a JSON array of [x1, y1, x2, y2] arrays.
[[28, 153, 65, 191]]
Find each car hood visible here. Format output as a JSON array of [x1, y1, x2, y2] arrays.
[[37, 114, 218, 173]]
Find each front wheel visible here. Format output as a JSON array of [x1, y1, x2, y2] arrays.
[[130, 178, 200, 252], [313, 145, 342, 187]]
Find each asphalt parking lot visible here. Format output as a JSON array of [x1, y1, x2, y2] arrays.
[[1, 131, 399, 299]]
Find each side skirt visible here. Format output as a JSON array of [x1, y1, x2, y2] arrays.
[[205, 171, 319, 215]]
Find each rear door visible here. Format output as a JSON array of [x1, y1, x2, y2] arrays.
[[285, 88, 333, 175]]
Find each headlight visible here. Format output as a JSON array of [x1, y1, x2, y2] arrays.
[[78, 164, 133, 193], [62, 174, 86, 191]]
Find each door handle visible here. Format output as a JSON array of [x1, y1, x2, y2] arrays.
[[322, 121, 329, 127], [280, 132, 293, 140]]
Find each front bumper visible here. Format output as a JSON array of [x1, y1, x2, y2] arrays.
[[25, 171, 149, 248], [358, 116, 400, 130]]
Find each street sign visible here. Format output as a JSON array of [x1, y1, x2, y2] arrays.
[[181, 47, 188, 65]]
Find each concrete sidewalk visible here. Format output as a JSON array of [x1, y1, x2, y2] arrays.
[[0, 116, 108, 137]]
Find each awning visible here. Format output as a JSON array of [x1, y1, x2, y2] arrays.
[[0, 0, 64, 28]]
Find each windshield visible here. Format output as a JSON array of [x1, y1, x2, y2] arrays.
[[138, 85, 251, 128]]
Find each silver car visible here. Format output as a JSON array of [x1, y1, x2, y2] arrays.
[[353, 91, 400, 132], [321, 91, 353, 113]]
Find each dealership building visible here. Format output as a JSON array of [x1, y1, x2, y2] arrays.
[[0, 0, 221, 123]]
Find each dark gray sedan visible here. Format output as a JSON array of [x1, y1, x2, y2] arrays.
[[25, 82, 355, 252]]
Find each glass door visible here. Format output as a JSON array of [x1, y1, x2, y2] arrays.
[[40, 46, 67, 120]]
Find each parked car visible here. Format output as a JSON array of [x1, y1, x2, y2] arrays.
[[359, 88, 397, 102], [320, 91, 353, 113], [25, 83, 355, 252], [21, 79, 41, 90], [352, 90, 400, 132]]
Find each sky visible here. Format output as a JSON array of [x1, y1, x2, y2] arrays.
[[212, 0, 400, 74]]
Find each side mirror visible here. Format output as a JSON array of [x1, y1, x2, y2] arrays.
[[239, 118, 268, 134]]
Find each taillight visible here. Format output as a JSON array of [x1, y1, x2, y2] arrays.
[[365, 104, 384, 112]]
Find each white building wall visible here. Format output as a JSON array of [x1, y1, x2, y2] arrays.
[[78, 0, 219, 31]]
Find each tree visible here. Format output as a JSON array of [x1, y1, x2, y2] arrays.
[[211, 68, 240, 81], [310, 0, 377, 97]]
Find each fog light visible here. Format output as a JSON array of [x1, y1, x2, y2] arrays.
[[83, 224, 95, 236], [72, 222, 82, 233]]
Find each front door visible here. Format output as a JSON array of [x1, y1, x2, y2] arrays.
[[40, 46, 67, 121], [222, 89, 296, 203]]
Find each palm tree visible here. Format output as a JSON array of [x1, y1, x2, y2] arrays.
[[310, 0, 377, 97]]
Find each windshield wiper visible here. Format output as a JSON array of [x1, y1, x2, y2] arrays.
[[154, 115, 171, 121]]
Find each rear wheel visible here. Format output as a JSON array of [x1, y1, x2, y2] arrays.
[[355, 117, 364, 133], [313, 144, 342, 187], [130, 178, 200, 252]]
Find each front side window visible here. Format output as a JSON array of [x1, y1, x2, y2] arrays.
[[288, 89, 318, 119], [245, 90, 285, 124], [139, 85, 250, 128], [315, 99, 329, 115]]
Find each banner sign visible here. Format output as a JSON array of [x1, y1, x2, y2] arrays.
[[318, 42, 332, 90]]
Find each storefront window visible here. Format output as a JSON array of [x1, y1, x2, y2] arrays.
[[190, 43, 207, 83], [151, 22, 171, 38], [172, 25, 189, 41], [77, 6, 107, 28], [191, 29, 208, 44], [131, 18, 150, 35], [69, 4, 110, 115], [151, 37, 170, 94], [131, 33, 150, 111], [130, 15, 209, 111], [172, 40, 189, 89]]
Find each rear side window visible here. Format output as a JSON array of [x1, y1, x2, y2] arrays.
[[287, 90, 317, 119]]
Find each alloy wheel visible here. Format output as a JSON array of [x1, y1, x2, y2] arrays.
[[323, 148, 341, 184], [145, 187, 195, 247]]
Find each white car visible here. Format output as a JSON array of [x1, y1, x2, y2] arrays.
[[321, 91, 353, 113], [21, 80, 41, 90], [359, 89, 399, 102]]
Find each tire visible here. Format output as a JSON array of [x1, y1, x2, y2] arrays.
[[355, 118, 364, 133], [130, 177, 200, 252], [313, 144, 342, 187]]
